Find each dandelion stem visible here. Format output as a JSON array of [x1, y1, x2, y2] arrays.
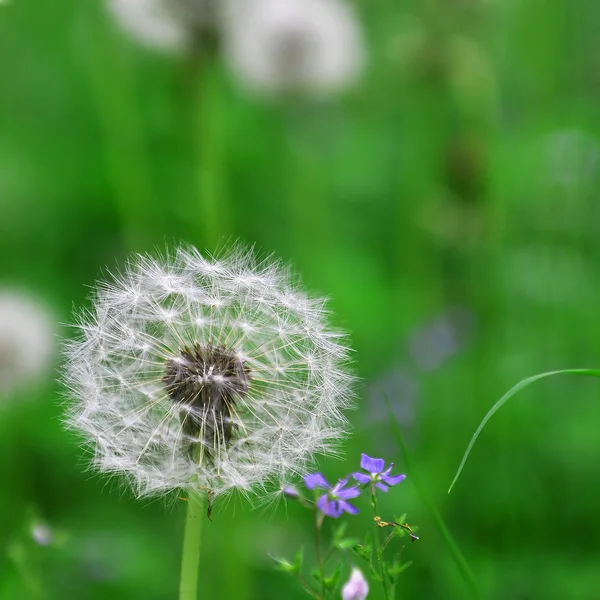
[[179, 491, 206, 600], [81, 1, 159, 251], [192, 57, 230, 249]]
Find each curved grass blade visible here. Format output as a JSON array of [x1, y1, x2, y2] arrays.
[[448, 368, 600, 494]]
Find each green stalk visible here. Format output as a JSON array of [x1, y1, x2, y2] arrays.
[[370, 491, 390, 600], [313, 507, 326, 600], [192, 58, 230, 249], [387, 408, 482, 600], [81, 2, 158, 251], [179, 491, 206, 600]]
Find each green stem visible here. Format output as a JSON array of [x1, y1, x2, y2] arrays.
[[313, 508, 326, 600], [371, 492, 390, 600], [387, 407, 483, 600], [7, 541, 43, 600], [298, 574, 322, 600], [81, 2, 159, 251], [192, 58, 230, 249], [179, 492, 206, 600]]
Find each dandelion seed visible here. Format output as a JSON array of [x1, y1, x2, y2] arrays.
[[222, 0, 365, 97], [63, 247, 354, 500], [0, 290, 54, 397]]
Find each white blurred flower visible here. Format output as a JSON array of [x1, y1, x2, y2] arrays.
[[0, 291, 54, 396], [222, 0, 365, 97], [107, 0, 219, 54], [342, 567, 369, 600], [63, 247, 354, 500], [31, 523, 54, 546]]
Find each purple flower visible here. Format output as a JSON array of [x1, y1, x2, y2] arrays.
[[352, 454, 406, 492], [304, 473, 360, 518]]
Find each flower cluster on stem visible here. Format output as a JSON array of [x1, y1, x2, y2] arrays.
[[274, 453, 414, 600]]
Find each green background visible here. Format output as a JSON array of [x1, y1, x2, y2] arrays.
[[2, 0, 600, 598]]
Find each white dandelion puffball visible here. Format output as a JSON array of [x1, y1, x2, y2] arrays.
[[222, 0, 365, 96], [64, 247, 354, 499], [107, 0, 219, 54], [0, 291, 55, 397]]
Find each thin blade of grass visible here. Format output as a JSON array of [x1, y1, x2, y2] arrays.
[[386, 399, 483, 600], [448, 368, 600, 494]]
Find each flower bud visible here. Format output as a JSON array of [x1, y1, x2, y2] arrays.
[[341, 568, 369, 600], [283, 486, 300, 499]]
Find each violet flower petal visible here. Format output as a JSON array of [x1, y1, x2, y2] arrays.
[[352, 472, 371, 484], [360, 453, 385, 474], [340, 501, 359, 515], [381, 473, 406, 486], [304, 473, 330, 490], [331, 477, 349, 490], [316, 494, 329, 513], [337, 486, 361, 500], [326, 500, 343, 518]]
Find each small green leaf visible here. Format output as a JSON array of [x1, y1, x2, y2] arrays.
[[324, 563, 343, 590], [333, 522, 358, 550], [272, 547, 303, 575], [386, 559, 413, 582], [336, 537, 359, 550], [352, 544, 371, 563], [352, 533, 372, 563], [333, 521, 348, 542]]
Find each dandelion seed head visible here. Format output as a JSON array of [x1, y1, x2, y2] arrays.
[[63, 247, 354, 500], [223, 0, 365, 97], [0, 290, 54, 397]]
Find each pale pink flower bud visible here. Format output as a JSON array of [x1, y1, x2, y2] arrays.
[[342, 568, 369, 600]]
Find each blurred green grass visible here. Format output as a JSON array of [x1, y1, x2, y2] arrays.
[[2, 0, 600, 598]]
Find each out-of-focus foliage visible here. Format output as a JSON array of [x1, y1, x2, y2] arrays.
[[1, 0, 600, 598]]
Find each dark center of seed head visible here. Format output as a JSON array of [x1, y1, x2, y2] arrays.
[[163, 343, 250, 452]]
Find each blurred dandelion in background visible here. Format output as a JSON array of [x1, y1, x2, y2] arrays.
[[105, 0, 365, 99], [107, 0, 221, 54], [0, 290, 55, 399], [222, 0, 365, 97], [63, 246, 354, 501]]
